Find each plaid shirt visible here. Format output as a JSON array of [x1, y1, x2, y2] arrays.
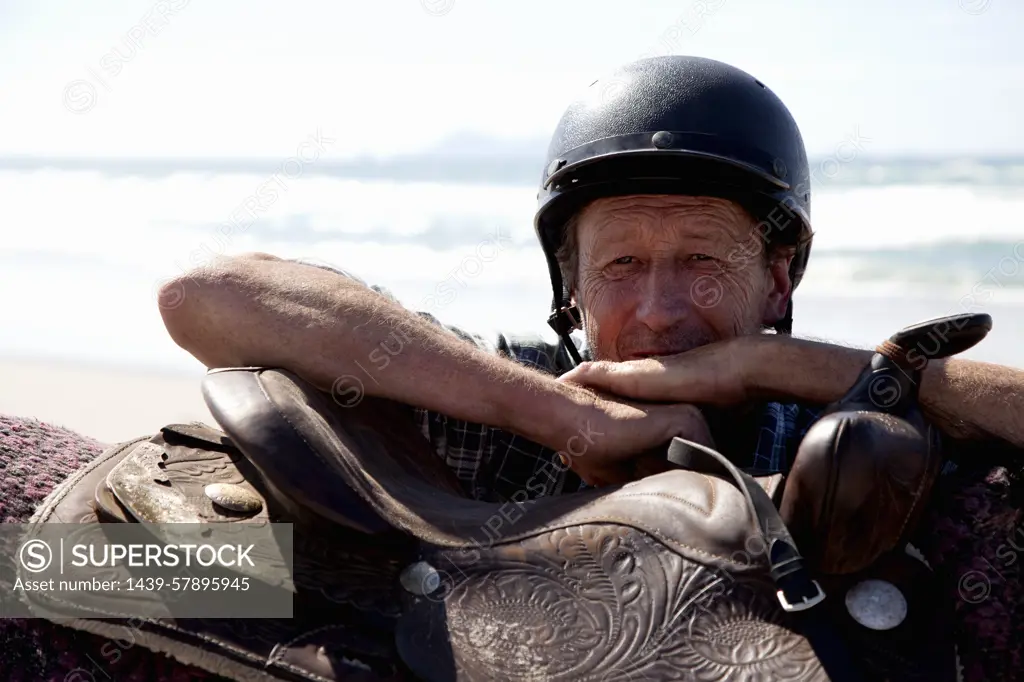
[[299, 261, 826, 503]]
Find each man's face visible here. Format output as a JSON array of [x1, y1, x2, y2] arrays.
[[574, 194, 794, 362]]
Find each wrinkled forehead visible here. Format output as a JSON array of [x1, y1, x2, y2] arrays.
[[576, 194, 756, 247]]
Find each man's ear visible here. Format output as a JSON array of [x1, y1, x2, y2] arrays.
[[762, 251, 795, 326]]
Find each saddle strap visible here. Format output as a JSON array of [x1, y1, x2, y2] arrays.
[[667, 437, 866, 682]]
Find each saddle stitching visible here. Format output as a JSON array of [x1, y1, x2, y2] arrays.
[[603, 490, 713, 517], [560, 516, 756, 569], [702, 473, 717, 515], [894, 422, 938, 543]]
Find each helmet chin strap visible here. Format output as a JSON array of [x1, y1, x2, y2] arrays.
[[547, 302, 584, 367]]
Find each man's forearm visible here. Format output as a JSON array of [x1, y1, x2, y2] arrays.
[[159, 256, 590, 450], [748, 335, 1024, 448]]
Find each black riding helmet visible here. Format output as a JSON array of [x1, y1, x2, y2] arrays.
[[534, 55, 813, 364]]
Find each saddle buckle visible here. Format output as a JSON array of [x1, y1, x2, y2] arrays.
[[777, 580, 826, 612]]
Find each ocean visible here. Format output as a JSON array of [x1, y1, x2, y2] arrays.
[[3, 154, 1023, 374]]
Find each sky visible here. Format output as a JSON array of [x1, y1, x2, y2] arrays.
[[1, 0, 1022, 159]]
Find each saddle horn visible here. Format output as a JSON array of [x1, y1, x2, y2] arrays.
[[779, 313, 992, 575]]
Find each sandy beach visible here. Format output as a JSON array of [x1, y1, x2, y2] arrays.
[[0, 357, 214, 444]]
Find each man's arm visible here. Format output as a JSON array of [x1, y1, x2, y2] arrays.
[[158, 253, 712, 484], [160, 254, 568, 445], [558, 333, 1024, 452], [748, 335, 1024, 449]]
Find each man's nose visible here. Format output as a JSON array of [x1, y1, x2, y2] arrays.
[[634, 268, 693, 333]]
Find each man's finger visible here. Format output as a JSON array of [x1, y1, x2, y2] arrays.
[[557, 361, 598, 384], [561, 359, 697, 404], [573, 364, 658, 400], [560, 361, 623, 388]]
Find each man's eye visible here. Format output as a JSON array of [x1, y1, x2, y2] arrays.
[[689, 254, 714, 262], [611, 256, 635, 265]]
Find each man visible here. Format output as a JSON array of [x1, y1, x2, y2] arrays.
[[155, 56, 1024, 679], [162, 56, 1024, 490]]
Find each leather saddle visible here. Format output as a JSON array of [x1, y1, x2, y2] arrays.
[[21, 313, 991, 681]]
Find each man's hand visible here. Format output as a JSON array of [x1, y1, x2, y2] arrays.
[[558, 337, 757, 408], [553, 391, 716, 487]]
